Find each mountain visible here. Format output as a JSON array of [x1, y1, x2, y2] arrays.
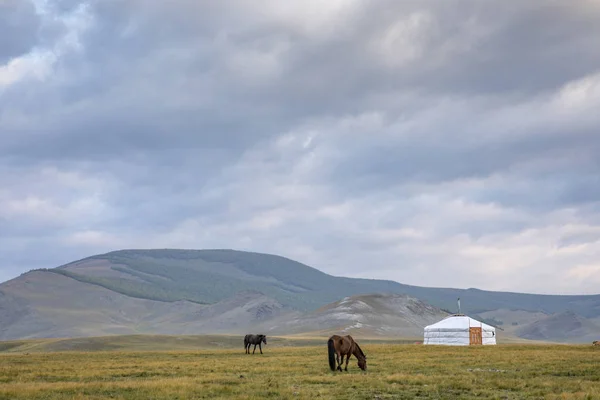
[[0, 269, 443, 341], [48, 248, 407, 311], [1, 248, 600, 342], [514, 311, 600, 343], [44, 249, 600, 316], [148, 290, 294, 335], [0, 270, 294, 340], [260, 293, 449, 337]]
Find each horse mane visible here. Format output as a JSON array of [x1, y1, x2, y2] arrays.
[[353, 341, 366, 359]]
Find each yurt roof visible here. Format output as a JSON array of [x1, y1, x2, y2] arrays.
[[424, 314, 495, 331]]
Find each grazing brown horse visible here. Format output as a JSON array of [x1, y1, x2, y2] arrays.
[[327, 334, 367, 372]]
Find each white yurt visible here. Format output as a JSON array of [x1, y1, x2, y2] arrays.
[[423, 314, 496, 346]]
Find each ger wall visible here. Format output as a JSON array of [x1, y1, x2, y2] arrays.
[[424, 329, 497, 345]]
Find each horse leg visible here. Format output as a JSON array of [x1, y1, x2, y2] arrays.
[[336, 353, 342, 371], [345, 354, 350, 371], [259, 343, 263, 354], [253, 344, 257, 354]]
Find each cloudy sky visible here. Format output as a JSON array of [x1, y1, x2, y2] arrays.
[[1, 0, 600, 295]]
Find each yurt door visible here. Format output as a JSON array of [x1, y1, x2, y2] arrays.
[[469, 327, 482, 345]]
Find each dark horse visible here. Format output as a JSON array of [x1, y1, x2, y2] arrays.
[[244, 334, 267, 354], [327, 334, 367, 372]]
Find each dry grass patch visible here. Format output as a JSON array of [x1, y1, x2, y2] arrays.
[[0, 344, 599, 399]]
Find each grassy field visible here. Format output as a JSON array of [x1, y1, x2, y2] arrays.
[[1, 337, 599, 399], [0, 335, 420, 353]]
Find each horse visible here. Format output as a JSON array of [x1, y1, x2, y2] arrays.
[[593, 340, 599, 346], [244, 334, 267, 354], [327, 334, 367, 372]]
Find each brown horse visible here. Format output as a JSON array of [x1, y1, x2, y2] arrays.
[[593, 341, 599, 346], [327, 334, 367, 372]]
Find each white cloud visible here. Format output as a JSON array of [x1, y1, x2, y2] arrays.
[[0, 52, 53, 87], [373, 12, 433, 68]]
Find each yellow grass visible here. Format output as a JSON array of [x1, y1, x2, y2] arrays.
[[0, 335, 418, 353], [1, 340, 599, 399]]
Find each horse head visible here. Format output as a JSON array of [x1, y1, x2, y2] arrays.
[[357, 355, 367, 371], [355, 343, 367, 371], [261, 335, 267, 345]]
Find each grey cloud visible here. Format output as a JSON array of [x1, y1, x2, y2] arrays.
[[5, 0, 600, 166], [1, 1, 600, 293], [321, 90, 600, 210], [47, 0, 88, 13], [558, 231, 600, 248], [413, 2, 600, 95], [332, 128, 599, 186], [0, 151, 231, 237], [0, 0, 40, 63]]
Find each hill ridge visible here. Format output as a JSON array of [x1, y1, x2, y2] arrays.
[[2, 248, 600, 342], [21, 248, 600, 315]]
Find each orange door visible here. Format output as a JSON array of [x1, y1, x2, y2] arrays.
[[469, 327, 482, 345]]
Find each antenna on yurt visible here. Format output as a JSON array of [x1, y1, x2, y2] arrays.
[[457, 297, 461, 315]]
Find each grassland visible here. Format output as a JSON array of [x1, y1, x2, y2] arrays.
[[0, 335, 419, 353], [1, 335, 599, 399]]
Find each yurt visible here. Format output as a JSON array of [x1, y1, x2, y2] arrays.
[[423, 314, 496, 346]]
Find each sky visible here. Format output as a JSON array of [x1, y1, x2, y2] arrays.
[[1, 0, 600, 295]]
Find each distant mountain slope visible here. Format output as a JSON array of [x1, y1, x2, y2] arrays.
[[261, 293, 450, 338], [0, 269, 448, 341], [2, 248, 600, 342], [39, 249, 600, 317], [0, 270, 293, 340], [514, 311, 600, 343], [0, 271, 445, 341]]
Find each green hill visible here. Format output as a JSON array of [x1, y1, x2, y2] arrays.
[[42, 249, 600, 317]]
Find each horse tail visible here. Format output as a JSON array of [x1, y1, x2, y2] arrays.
[[327, 338, 336, 371]]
